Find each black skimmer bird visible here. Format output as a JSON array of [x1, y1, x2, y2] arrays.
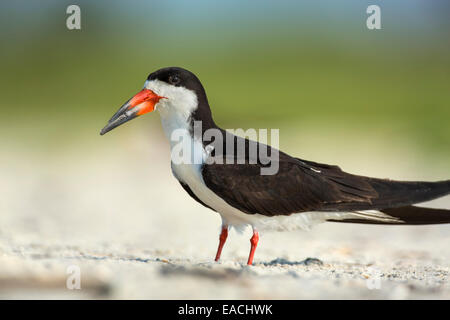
[[101, 67, 450, 265]]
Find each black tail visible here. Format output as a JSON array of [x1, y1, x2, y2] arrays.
[[297, 159, 449, 225], [325, 178, 450, 225], [322, 178, 450, 212], [330, 205, 450, 225], [300, 159, 450, 214], [363, 179, 450, 210]]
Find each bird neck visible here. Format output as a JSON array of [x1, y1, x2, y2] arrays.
[[157, 94, 217, 150]]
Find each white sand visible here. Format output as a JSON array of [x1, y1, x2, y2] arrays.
[[0, 129, 449, 299]]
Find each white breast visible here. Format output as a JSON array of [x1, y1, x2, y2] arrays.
[[149, 79, 352, 231], [167, 134, 352, 232], [169, 137, 260, 230]]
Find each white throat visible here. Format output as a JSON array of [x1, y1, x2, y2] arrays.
[[144, 79, 198, 144], [145, 80, 208, 187]]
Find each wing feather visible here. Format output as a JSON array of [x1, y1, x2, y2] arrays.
[[201, 141, 449, 216]]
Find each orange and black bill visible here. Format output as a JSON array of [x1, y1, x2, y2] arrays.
[[100, 89, 165, 135]]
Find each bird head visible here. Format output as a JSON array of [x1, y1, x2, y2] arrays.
[[100, 67, 207, 135]]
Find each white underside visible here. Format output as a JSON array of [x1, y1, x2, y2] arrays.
[[169, 146, 400, 232], [146, 79, 397, 232], [170, 153, 359, 232]]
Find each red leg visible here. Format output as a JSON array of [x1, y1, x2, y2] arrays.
[[247, 229, 259, 266], [215, 226, 228, 262]]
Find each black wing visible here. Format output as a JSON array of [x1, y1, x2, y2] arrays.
[[201, 146, 450, 217]]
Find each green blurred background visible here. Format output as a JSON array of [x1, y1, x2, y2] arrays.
[[0, 0, 449, 166], [1, 1, 449, 299]]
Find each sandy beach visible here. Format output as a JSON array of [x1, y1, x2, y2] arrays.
[[0, 126, 448, 300]]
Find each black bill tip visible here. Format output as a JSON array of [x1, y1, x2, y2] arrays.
[[100, 112, 135, 136]]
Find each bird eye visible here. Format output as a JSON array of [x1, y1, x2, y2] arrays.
[[169, 75, 180, 85]]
